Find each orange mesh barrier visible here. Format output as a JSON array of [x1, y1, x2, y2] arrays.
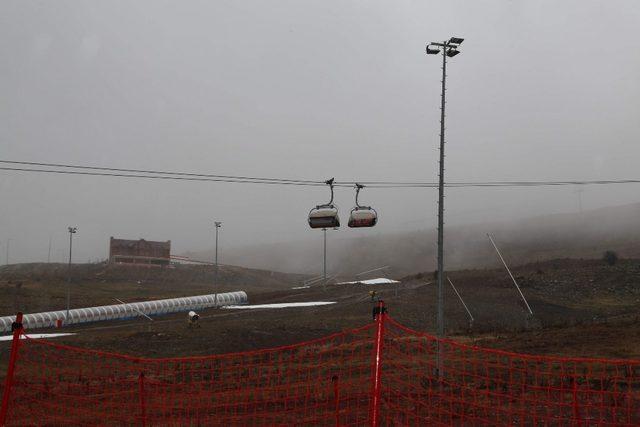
[[2, 305, 640, 426], [2, 324, 376, 426], [382, 317, 640, 426]]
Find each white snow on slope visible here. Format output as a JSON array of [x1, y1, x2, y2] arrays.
[[337, 278, 400, 285], [223, 302, 336, 310], [0, 333, 76, 342]]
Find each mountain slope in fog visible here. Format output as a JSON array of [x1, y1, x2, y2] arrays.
[[192, 202, 640, 276]]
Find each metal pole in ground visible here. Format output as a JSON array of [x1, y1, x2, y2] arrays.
[[138, 372, 147, 427], [5, 238, 11, 265], [370, 300, 386, 426], [214, 221, 222, 307], [426, 36, 463, 377], [323, 228, 327, 290], [66, 227, 77, 320], [447, 277, 474, 323], [0, 312, 24, 425], [487, 233, 533, 315], [436, 40, 447, 347]]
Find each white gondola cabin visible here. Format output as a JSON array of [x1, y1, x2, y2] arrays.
[[309, 206, 340, 228], [348, 207, 377, 228], [348, 184, 378, 228], [308, 178, 341, 229]]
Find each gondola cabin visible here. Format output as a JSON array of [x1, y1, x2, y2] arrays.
[[348, 208, 377, 228], [308, 206, 340, 229]]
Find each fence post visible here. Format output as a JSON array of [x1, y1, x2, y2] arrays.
[[370, 300, 386, 427], [572, 375, 581, 427], [139, 371, 147, 427], [332, 375, 340, 427], [0, 312, 24, 426]]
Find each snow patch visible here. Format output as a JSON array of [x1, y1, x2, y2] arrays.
[[336, 278, 400, 285], [223, 302, 336, 310], [0, 333, 76, 342]]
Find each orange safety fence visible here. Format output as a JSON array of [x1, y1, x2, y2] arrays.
[[381, 317, 640, 426], [2, 304, 640, 426]]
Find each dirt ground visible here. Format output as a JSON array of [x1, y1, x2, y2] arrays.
[[1, 258, 639, 369]]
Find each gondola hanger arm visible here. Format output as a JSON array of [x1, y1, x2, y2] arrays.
[[323, 178, 335, 206], [354, 183, 367, 208]]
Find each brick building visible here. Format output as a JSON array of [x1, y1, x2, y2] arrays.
[[109, 237, 171, 267]]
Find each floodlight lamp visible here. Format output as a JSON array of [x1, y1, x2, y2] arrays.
[[449, 37, 464, 45], [426, 46, 440, 55], [446, 48, 460, 57]]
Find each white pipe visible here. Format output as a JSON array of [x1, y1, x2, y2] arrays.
[[0, 291, 248, 333]]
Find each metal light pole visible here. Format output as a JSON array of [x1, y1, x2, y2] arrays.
[[47, 235, 52, 263], [5, 238, 11, 265], [66, 227, 77, 320], [214, 221, 222, 307], [574, 187, 584, 213], [426, 36, 463, 374], [323, 228, 327, 290]]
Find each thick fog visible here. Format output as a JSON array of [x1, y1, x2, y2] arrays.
[[1, 1, 639, 269]]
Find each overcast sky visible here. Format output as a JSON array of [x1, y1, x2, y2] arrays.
[[1, 1, 639, 265]]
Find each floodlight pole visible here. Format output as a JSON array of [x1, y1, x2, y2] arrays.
[[437, 45, 447, 341], [426, 37, 463, 377], [214, 221, 222, 307], [66, 227, 77, 320]]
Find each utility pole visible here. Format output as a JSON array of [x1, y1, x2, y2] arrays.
[[323, 228, 327, 290], [426, 36, 464, 375], [5, 238, 11, 265], [47, 235, 52, 263], [214, 221, 222, 307], [574, 187, 584, 213], [66, 227, 77, 320]]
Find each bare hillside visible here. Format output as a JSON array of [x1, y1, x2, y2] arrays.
[[0, 262, 307, 315], [2, 258, 639, 360], [199, 202, 640, 276]]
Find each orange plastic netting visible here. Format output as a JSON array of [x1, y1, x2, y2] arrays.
[[2, 308, 639, 426], [381, 317, 640, 426]]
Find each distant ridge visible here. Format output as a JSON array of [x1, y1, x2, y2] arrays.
[[190, 202, 640, 276]]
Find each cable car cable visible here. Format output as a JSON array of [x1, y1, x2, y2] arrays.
[[0, 159, 324, 185], [0, 167, 331, 186], [2, 159, 640, 188]]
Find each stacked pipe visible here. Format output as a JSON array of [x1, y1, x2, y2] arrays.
[[0, 291, 247, 333]]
